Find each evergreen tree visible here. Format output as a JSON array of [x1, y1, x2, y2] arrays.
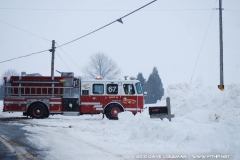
[[137, 72, 146, 92], [145, 67, 164, 104]]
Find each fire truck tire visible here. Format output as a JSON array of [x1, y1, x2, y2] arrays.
[[105, 105, 123, 120], [29, 103, 48, 119], [46, 112, 50, 118]]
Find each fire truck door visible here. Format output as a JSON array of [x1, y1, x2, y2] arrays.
[[88, 83, 104, 113], [81, 83, 104, 113], [122, 84, 138, 113]]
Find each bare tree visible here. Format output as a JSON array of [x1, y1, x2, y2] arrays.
[[0, 69, 19, 100], [1, 69, 19, 84], [82, 53, 121, 79]]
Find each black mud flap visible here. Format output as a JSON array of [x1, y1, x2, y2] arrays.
[[148, 97, 175, 121]]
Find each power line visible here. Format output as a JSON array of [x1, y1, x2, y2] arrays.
[[56, 51, 71, 71], [0, 19, 51, 42], [0, 8, 212, 12], [57, 0, 157, 48], [190, 0, 217, 83], [56, 42, 82, 71], [0, 0, 157, 64], [145, 9, 212, 11], [0, 50, 49, 64], [225, 9, 240, 13]]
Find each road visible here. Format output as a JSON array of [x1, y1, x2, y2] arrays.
[[0, 116, 132, 160], [0, 117, 46, 160]]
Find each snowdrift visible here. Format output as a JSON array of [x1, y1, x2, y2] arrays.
[[119, 79, 240, 159], [163, 79, 240, 121]]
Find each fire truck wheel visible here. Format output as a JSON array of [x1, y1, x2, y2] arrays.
[[106, 105, 122, 120], [29, 103, 48, 119], [46, 112, 50, 118]]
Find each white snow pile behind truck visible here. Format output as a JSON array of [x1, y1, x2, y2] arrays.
[[118, 78, 240, 159]]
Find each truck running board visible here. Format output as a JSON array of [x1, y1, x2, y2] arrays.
[[63, 112, 80, 116], [148, 97, 175, 121]]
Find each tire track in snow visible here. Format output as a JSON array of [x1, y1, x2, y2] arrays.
[[18, 119, 131, 160]]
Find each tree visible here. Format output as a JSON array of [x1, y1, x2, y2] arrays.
[[1, 69, 19, 84], [137, 72, 147, 92], [82, 52, 121, 79], [145, 67, 164, 104], [0, 69, 19, 100]]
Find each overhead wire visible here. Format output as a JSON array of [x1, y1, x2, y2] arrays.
[[0, 8, 213, 12], [0, 19, 51, 64], [56, 42, 82, 71], [190, 0, 218, 83], [53, 0, 158, 70], [56, 0, 157, 48], [0, 0, 157, 64], [225, 9, 240, 13], [0, 50, 49, 64], [55, 51, 71, 71], [0, 19, 51, 42]]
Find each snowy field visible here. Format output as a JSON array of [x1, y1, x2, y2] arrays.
[[1, 80, 240, 160]]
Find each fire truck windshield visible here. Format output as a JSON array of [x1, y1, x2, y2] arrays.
[[135, 82, 143, 94]]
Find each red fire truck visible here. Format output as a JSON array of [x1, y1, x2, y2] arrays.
[[2, 72, 144, 120]]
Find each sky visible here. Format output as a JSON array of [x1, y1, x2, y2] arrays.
[[0, 0, 239, 89]]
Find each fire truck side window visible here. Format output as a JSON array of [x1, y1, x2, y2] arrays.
[[106, 84, 118, 94], [93, 84, 104, 94], [123, 84, 135, 95], [135, 82, 143, 94], [82, 90, 89, 95]]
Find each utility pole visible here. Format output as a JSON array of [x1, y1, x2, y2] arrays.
[[50, 40, 55, 79], [49, 40, 55, 96], [218, 0, 224, 91]]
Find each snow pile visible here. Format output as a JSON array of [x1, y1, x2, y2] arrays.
[[164, 78, 240, 121], [118, 79, 240, 158]]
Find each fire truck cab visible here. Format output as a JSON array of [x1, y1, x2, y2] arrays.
[[80, 78, 144, 119], [2, 72, 144, 120]]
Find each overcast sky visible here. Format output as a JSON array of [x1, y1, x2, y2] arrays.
[[0, 0, 239, 89]]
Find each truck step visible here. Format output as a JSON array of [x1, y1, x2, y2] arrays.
[[63, 112, 80, 116]]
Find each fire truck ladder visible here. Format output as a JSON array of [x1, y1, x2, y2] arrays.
[[4, 83, 76, 97]]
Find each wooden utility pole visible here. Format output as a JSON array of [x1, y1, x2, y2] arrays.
[[49, 40, 55, 97], [218, 0, 224, 91], [50, 40, 55, 80]]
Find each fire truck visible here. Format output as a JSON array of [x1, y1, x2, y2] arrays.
[[2, 72, 145, 120]]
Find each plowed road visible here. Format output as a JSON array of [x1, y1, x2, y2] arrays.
[[0, 118, 45, 160]]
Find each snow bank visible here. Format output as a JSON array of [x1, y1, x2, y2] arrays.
[[117, 78, 240, 158], [163, 78, 240, 121]]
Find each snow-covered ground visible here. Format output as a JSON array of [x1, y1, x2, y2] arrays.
[[1, 80, 240, 160]]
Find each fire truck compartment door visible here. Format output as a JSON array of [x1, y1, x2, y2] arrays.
[[62, 98, 79, 112]]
